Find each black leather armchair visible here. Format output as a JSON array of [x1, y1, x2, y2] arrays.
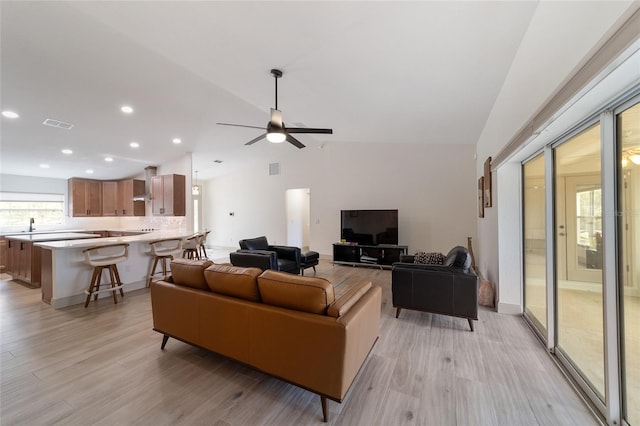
[[230, 236, 301, 274], [391, 246, 478, 331]]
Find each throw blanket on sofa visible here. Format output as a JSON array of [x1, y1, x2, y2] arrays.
[[414, 251, 446, 264]]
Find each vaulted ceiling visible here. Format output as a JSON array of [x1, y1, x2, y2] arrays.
[[0, 1, 635, 181]]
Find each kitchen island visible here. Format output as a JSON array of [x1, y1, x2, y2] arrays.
[[36, 230, 191, 309], [5, 233, 103, 287]]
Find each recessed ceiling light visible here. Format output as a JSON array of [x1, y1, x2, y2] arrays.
[[172, 138, 182, 144], [86, 169, 94, 174], [129, 142, 139, 148], [40, 164, 50, 168], [2, 110, 19, 119], [61, 149, 73, 155], [105, 157, 113, 162], [121, 105, 134, 114]]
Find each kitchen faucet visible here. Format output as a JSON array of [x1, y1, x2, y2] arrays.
[[29, 218, 35, 232]]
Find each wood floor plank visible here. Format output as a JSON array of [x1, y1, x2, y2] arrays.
[[0, 260, 600, 425]]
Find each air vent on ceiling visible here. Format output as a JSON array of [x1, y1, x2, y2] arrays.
[[42, 118, 74, 130], [213, 160, 223, 164], [269, 162, 280, 176]]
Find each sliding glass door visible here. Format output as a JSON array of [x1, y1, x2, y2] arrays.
[[523, 154, 547, 334], [554, 123, 605, 399], [618, 101, 640, 425], [521, 94, 640, 423]]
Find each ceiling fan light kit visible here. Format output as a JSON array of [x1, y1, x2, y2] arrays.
[[266, 132, 286, 143], [216, 69, 333, 149]]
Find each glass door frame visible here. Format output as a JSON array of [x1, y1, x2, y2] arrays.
[[551, 117, 608, 414], [522, 150, 548, 342], [614, 94, 640, 426]]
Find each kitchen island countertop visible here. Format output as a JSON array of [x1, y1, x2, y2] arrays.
[[35, 230, 190, 250], [6, 232, 102, 242]]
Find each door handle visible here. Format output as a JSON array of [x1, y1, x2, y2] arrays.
[[559, 233, 566, 236]]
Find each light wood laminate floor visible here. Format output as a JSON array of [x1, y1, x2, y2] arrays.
[[0, 262, 599, 425]]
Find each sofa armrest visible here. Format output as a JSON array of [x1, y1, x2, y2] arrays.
[[327, 281, 373, 318], [269, 245, 301, 267], [230, 250, 277, 271]]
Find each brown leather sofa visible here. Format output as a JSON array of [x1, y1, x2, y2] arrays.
[[150, 258, 381, 422]]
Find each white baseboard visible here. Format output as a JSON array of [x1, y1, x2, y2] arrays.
[[497, 302, 522, 315]]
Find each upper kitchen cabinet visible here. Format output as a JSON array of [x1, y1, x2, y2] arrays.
[[71, 178, 146, 217], [69, 178, 102, 217], [102, 181, 119, 216], [151, 174, 185, 216], [118, 179, 145, 216]]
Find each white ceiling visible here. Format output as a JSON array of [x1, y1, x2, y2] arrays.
[[0, 1, 631, 181]]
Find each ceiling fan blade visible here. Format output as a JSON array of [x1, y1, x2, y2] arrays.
[[245, 133, 267, 146], [285, 127, 333, 134], [217, 122, 265, 130], [270, 108, 283, 128], [285, 134, 305, 149]]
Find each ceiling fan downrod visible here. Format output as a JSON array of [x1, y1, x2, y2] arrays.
[[271, 69, 283, 110]]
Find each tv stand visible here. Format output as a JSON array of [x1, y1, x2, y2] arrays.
[[333, 243, 408, 269]]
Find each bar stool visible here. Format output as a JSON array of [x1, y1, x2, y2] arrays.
[[198, 230, 211, 259], [182, 233, 201, 260], [82, 243, 129, 308], [148, 238, 183, 287]]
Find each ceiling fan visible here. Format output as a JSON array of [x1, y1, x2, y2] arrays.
[[216, 69, 333, 149]]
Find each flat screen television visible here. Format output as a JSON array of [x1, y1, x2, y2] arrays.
[[340, 209, 398, 245]]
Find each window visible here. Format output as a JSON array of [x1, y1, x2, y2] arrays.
[[0, 192, 64, 227]]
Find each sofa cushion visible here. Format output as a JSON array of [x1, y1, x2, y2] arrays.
[[257, 270, 335, 315], [444, 246, 472, 269], [204, 264, 262, 301], [170, 258, 214, 291]]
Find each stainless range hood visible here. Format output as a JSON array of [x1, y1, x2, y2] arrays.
[[132, 166, 157, 201]]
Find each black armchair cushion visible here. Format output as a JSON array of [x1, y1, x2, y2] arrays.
[[444, 246, 472, 270], [239, 236, 269, 251]]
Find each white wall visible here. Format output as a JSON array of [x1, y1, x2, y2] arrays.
[[203, 142, 477, 256], [474, 1, 637, 313]]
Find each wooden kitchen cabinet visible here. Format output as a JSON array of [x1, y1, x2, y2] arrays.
[[0, 237, 6, 273], [19, 241, 33, 282], [102, 181, 119, 216], [101, 179, 145, 216], [151, 174, 185, 216], [118, 179, 145, 216], [69, 178, 102, 217], [6, 238, 17, 277], [6, 239, 33, 284]]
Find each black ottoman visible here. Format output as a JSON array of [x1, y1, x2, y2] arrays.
[[300, 251, 319, 275]]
